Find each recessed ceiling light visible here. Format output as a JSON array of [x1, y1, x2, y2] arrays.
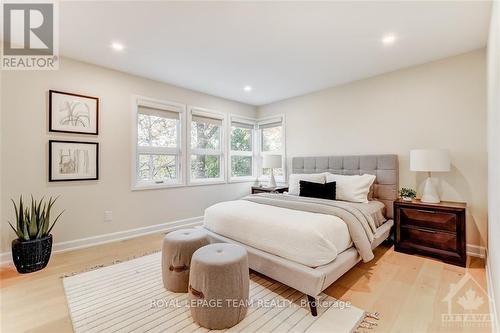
[[243, 85, 252, 92], [111, 42, 125, 51], [382, 34, 397, 45]]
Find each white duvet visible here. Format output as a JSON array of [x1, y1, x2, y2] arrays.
[[203, 200, 352, 267]]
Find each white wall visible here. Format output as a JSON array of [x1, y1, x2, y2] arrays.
[[0, 49, 489, 255], [0, 57, 257, 253], [487, 0, 500, 326], [0, 69, 3, 256], [258, 50, 487, 248]]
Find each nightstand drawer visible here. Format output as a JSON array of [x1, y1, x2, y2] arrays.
[[394, 199, 466, 267], [399, 207, 457, 232], [400, 226, 457, 252]]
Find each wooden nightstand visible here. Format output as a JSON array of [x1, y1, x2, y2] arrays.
[[251, 186, 288, 194], [394, 199, 466, 267]]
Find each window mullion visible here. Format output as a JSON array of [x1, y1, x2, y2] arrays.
[[191, 148, 221, 155], [230, 150, 253, 156], [137, 146, 179, 155]]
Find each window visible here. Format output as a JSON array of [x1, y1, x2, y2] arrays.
[[188, 108, 225, 183], [132, 98, 283, 189], [133, 98, 185, 188], [229, 118, 255, 180], [258, 116, 285, 181]]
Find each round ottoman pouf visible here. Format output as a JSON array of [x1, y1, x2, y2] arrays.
[[189, 243, 249, 330], [161, 228, 209, 293]]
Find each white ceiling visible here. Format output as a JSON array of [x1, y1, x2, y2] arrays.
[[60, 1, 491, 106]]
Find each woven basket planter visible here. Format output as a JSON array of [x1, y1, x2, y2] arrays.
[[12, 234, 53, 274]]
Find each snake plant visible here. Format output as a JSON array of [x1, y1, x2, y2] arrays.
[[8, 196, 64, 241]]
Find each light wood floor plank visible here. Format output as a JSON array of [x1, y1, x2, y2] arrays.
[[0, 233, 490, 333]]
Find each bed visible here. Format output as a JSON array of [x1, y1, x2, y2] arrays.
[[202, 154, 399, 315]]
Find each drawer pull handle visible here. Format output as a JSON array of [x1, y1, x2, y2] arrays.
[[419, 229, 437, 234], [415, 209, 436, 214]]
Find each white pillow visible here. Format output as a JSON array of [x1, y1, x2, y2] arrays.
[[326, 173, 376, 203], [288, 173, 326, 195]]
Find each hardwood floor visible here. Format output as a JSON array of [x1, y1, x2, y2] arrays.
[[324, 244, 490, 333], [0, 233, 491, 333]]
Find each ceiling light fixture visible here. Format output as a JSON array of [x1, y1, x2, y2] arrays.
[[243, 85, 252, 92], [111, 42, 125, 51], [382, 34, 397, 45]]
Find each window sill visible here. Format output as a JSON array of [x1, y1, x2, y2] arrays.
[[131, 179, 232, 191], [187, 179, 226, 187], [229, 177, 257, 184], [131, 182, 185, 191]]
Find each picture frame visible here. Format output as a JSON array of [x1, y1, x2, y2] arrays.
[[49, 140, 99, 181], [49, 90, 99, 135]]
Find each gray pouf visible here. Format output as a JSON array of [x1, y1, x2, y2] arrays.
[[189, 243, 249, 330], [161, 228, 209, 293]]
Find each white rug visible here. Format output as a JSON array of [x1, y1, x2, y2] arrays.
[[63, 253, 367, 333]]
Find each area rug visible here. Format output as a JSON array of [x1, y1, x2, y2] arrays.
[[63, 252, 369, 333]]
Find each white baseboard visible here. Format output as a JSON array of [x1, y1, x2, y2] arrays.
[[486, 252, 499, 333], [467, 244, 487, 258], [0, 216, 203, 265]]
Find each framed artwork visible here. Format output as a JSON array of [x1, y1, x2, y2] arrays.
[[49, 90, 99, 135], [49, 140, 99, 181]]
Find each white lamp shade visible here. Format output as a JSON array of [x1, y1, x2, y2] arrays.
[[410, 149, 450, 172], [262, 154, 282, 168]]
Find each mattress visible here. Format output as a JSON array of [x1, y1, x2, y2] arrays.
[[204, 200, 352, 267]]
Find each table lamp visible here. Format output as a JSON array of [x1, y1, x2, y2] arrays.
[[262, 154, 282, 188], [410, 149, 450, 203]]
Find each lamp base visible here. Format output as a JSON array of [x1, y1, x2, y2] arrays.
[[421, 176, 440, 203], [268, 171, 277, 188]]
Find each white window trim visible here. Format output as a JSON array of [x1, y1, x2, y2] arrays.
[[187, 106, 227, 185], [131, 95, 186, 191], [228, 115, 258, 183], [257, 114, 287, 184], [130, 96, 285, 190]]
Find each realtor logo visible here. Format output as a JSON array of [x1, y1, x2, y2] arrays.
[[441, 272, 492, 328], [2, 1, 59, 70]]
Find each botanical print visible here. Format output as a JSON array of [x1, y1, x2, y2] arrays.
[[58, 100, 91, 128], [58, 148, 90, 174], [49, 141, 98, 181], [49, 91, 98, 135]]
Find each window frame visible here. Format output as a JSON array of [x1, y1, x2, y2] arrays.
[[131, 95, 186, 190], [257, 114, 286, 184], [228, 115, 257, 183], [187, 106, 227, 185]]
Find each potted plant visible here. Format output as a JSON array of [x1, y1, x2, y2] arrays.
[[8, 196, 64, 273], [399, 188, 417, 202]]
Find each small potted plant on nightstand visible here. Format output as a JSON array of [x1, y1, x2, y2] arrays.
[[399, 188, 417, 202], [8, 196, 64, 273]]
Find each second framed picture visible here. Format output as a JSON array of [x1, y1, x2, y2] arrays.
[[49, 140, 99, 181], [49, 90, 99, 135]]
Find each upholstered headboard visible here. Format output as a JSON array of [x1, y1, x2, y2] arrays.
[[291, 155, 399, 219]]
